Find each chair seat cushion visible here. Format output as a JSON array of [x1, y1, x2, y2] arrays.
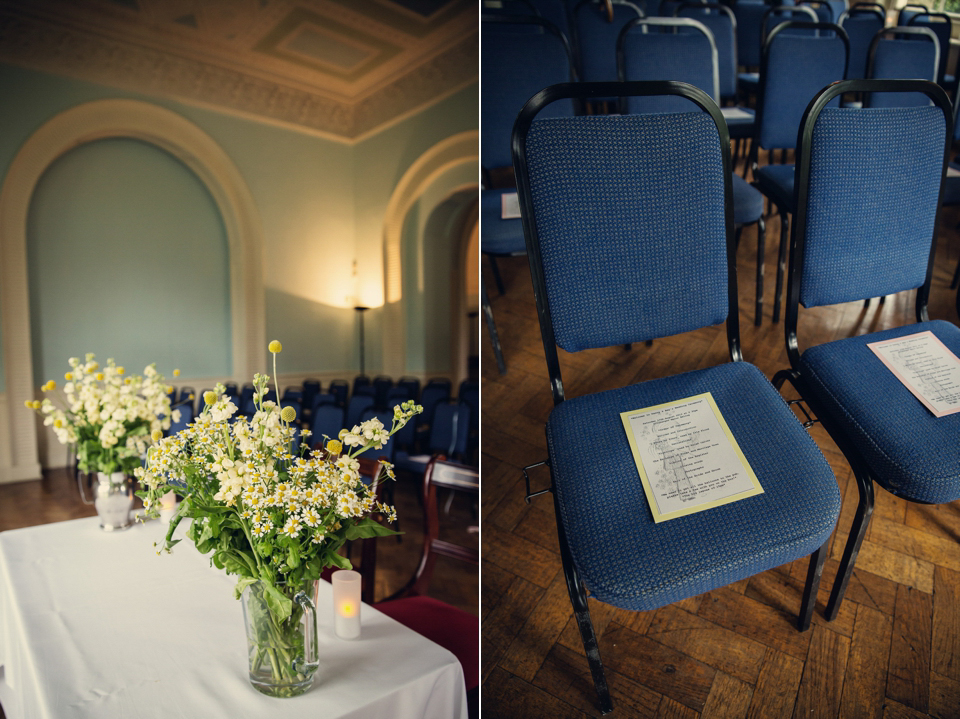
[[738, 71, 759, 91], [481, 188, 526, 256], [374, 596, 479, 690], [732, 173, 763, 225], [943, 164, 960, 205], [721, 106, 756, 139], [799, 320, 960, 504], [545, 361, 841, 611], [756, 163, 796, 212]]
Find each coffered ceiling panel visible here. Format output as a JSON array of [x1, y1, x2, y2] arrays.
[[0, 0, 478, 140]]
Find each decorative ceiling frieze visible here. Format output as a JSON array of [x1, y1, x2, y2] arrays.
[[0, 0, 477, 141]]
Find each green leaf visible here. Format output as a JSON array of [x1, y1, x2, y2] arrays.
[[263, 581, 293, 622], [286, 542, 300, 570], [234, 577, 257, 600], [343, 518, 402, 541]]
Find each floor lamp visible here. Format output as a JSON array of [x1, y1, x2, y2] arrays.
[[354, 305, 369, 377]]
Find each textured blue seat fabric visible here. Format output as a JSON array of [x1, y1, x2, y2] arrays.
[[481, 189, 525, 255], [799, 321, 960, 504], [677, 6, 738, 99], [524, 113, 728, 351], [799, 106, 945, 308], [759, 34, 847, 150], [755, 163, 795, 211], [909, 15, 952, 86], [621, 29, 717, 115], [841, 12, 886, 80], [732, 173, 763, 224], [546, 361, 842, 611], [722, 106, 756, 139], [575, 3, 644, 82], [733, 1, 766, 68], [868, 37, 938, 108]]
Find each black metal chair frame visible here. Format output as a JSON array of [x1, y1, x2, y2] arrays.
[[512, 80, 828, 714], [865, 26, 940, 106], [907, 11, 954, 90], [772, 78, 953, 621], [748, 20, 849, 325]]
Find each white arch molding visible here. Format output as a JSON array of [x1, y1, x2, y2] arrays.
[[380, 130, 478, 378], [0, 99, 266, 482]]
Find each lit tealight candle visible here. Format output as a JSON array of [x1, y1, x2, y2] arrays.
[[158, 490, 177, 523], [332, 570, 362, 640]]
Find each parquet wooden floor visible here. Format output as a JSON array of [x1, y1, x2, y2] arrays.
[[480, 181, 960, 719]]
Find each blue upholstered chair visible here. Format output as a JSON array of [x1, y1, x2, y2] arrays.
[[732, 0, 767, 99], [866, 27, 939, 108], [908, 12, 955, 93], [839, 4, 886, 81], [897, 3, 926, 26], [345, 394, 375, 431], [481, 14, 576, 373], [309, 402, 345, 448], [327, 379, 349, 408], [799, 0, 833, 24], [773, 79, 955, 621], [617, 15, 767, 325], [573, 0, 645, 86], [751, 21, 848, 323], [512, 80, 842, 714], [398, 376, 420, 402]]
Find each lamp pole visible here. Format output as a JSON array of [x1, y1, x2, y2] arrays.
[[354, 305, 370, 377]]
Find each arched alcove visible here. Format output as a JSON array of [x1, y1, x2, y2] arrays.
[[0, 99, 266, 481]]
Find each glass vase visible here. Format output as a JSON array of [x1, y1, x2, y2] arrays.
[[93, 472, 134, 531], [240, 581, 319, 697]]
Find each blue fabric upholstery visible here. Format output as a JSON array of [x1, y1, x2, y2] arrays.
[[722, 106, 756, 139], [841, 11, 886, 80], [910, 14, 952, 86], [799, 321, 960, 504], [678, 6, 738, 99], [799, 106, 945, 308], [755, 162, 795, 211], [620, 27, 717, 114], [943, 163, 960, 205], [310, 403, 345, 445], [481, 189, 526, 255], [868, 36, 938, 108], [733, 0, 766, 68], [575, 2, 645, 82], [546, 361, 841, 610], [759, 33, 847, 149], [732, 173, 764, 224], [481, 20, 574, 169], [524, 113, 728, 351]]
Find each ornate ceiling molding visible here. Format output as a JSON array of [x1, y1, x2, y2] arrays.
[[0, 3, 477, 141]]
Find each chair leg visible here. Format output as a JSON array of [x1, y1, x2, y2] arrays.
[[481, 283, 507, 375], [554, 490, 613, 714], [825, 468, 875, 621], [798, 539, 829, 631], [772, 209, 789, 324], [951, 254, 960, 290], [489, 255, 506, 296], [755, 215, 766, 327]]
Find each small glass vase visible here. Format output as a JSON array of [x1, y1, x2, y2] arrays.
[[241, 581, 319, 698], [93, 471, 134, 531]]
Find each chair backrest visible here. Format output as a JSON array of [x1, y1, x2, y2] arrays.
[[756, 21, 848, 150], [398, 376, 421, 402], [327, 379, 349, 407], [867, 27, 939, 107], [372, 375, 393, 406], [428, 402, 460, 455], [513, 81, 738, 403], [481, 14, 576, 170], [360, 407, 398, 461], [733, 0, 768, 68], [573, 0, 646, 82], [385, 385, 410, 403], [803, 1, 834, 23], [676, 3, 738, 99], [838, 5, 886, 80], [898, 3, 927, 26], [908, 12, 952, 86], [310, 393, 336, 414], [618, 17, 719, 113], [310, 402, 346, 446], [345, 394, 376, 429], [762, 4, 819, 43], [785, 79, 951, 366], [167, 400, 195, 436], [418, 383, 452, 428]]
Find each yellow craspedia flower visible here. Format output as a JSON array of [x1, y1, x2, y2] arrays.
[[43, 380, 56, 391], [173, 369, 180, 377], [23, 399, 33, 409], [54, 419, 63, 429], [166, 385, 174, 394], [203, 391, 217, 406], [64, 372, 73, 381], [116, 367, 124, 376], [268, 340, 283, 354], [95, 373, 104, 381], [326, 439, 342, 456], [151, 429, 163, 442], [338, 429, 348, 440], [124, 378, 131, 385], [31, 400, 41, 409], [90, 362, 99, 371], [280, 406, 297, 423]]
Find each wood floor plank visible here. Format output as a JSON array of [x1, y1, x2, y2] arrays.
[[500, 570, 579, 682], [869, 516, 960, 576], [481, 557, 517, 623], [880, 700, 934, 719], [655, 696, 700, 719], [745, 566, 857, 638], [887, 583, 933, 713], [792, 625, 851, 719], [483, 666, 589, 719], [837, 604, 893, 719], [928, 671, 960, 719], [746, 648, 804, 719], [481, 525, 561, 589], [700, 672, 754, 719], [829, 536, 934, 594], [645, 605, 767, 685], [481, 571, 546, 682], [932, 566, 960, 684]]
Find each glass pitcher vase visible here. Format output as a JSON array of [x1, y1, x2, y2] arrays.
[[240, 580, 319, 697]]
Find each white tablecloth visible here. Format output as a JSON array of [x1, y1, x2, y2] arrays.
[[0, 517, 467, 719]]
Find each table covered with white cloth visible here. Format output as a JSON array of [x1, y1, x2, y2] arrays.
[[0, 516, 467, 719]]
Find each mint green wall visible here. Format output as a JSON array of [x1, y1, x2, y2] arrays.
[[27, 138, 230, 383], [0, 63, 477, 387]]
